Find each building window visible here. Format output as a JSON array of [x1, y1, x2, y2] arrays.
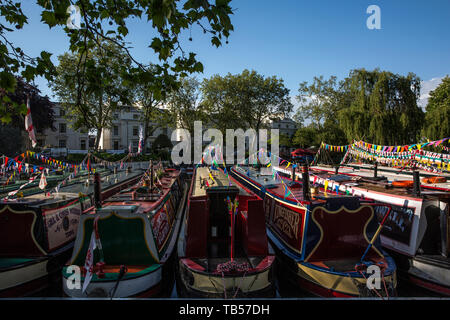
[[133, 126, 138, 136], [132, 140, 138, 152], [59, 123, 66, 133], [113, 113, 119, 120], [113, 125, 119, 136], [59, 140, 66, 148], [113, 141, 119, 150], [133, 114, 139, 120], [60, 108, 65, 117], [80, 139, 86, 150]]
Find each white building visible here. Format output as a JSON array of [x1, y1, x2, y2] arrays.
[[269, 117, 298, 138], [37, 103, 92, 150], [37, 103, 172, 153], [99, 105, 173, 153]]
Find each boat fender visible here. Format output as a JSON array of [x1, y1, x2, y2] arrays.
[[421, 176, 446, 184], [391, 180, 414, 188]]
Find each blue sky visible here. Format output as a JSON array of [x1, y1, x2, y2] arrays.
[[4, 0, 450, 109]]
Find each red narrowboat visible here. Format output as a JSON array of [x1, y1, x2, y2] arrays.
[[177, 166, 275, 298]]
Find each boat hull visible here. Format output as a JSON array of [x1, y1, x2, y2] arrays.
[[387, 250, 450, 296], [269, 230, 397, 297], [62, 170, 187, 298], [0, 170, 145, 297], [176, 258, 275, 298], [62, 265, 163, 298], [0, 258, 48, 297], [231, 166, 398, 297]]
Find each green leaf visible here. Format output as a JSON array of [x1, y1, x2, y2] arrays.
[[41, 10, 57, 27]]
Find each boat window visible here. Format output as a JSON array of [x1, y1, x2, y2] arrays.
[[418, 205, 444, 256], [262, 183, 279, 189]]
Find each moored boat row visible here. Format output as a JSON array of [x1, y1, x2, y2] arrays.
[[274, 162, 450, 296], [176, 166, 276, 298], [3, 157, 450, 298], [63, 164, 187, 298], [0, 167, 145, 297], [230, 164, 397, 297]]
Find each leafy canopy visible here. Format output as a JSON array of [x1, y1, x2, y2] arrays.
[[422, 75, 450, 140], [1, 0, 234, 122]]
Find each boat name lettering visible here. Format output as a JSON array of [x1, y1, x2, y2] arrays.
[[273, 205, 299, 239]]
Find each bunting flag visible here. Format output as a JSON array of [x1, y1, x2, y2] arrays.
[[137, 125, 144, 154], [39, 172, 47, 190], [24, 97, 37, 148], [82, 231, 97, 293], [3, 175, 37, 199], [283, 184, 291, 199], [320, 142, 350, 152], [313, 137, 450, 173]]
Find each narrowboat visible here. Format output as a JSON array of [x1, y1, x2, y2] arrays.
[[176, 166, 275, 298], [1, 170, 68, 199], [62, 165, 187, 298], [230, 164, 397, 298], [0, 168, 144, 297], [287, 163, 450, 296]]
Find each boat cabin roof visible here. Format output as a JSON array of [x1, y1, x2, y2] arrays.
[[233, 166, 342, 204], [98, 168, 181, 213], [310, 165, 450, 201], [0, 169, 144, 206], [191, 167, 251, 198]]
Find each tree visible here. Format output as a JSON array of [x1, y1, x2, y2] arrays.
[[0, 77, 55, 132], [38, 0, 233, 121], [50, 42, 131, 150], [0, 77, 55, 154], [201, 70, 293, 134], [152, 133, 172, 151], [295, 75, 339, 128], [162, 77, 206, 134], [292, 126, 320, 148], [0, 1, 55, 122], [129, 64, 178, 152], [295, 69, 424, 146], [338, 69, 423, 145], [279, 133, 292, 147], [0, 125, 23, 155], [294, 75, 347, 146], [1, 1, 234, 123], [422, 76, 450, 140]]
